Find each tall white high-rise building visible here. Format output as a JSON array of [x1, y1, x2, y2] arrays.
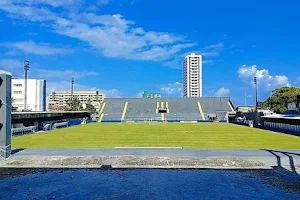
[[11, 79, 46, 111], [183, 53, 202, 98]]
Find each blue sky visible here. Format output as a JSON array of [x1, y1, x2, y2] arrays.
[[0, 0, 299, 106]]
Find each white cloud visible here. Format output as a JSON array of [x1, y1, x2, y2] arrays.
[[100, 89, 121, 98], [238, 65, 290, 91], [52, 17, 194, 61], [201, 43, 224, 57], [0, 70, 12, 75], [203, 43, 224, 50], [214, 88, 230, 97], [46, 80, 120, 97], [0, 1, 195, 63], [162, 59, 182, 69], [0, 59, 97, 80], [160, 82, 182, 95], [181, 43, 224, 60], [35, 69, 97, 79], [0, 59, 23, 70], [47, 80, 71, 93], [97, 0, 111, 6], [1, 41, 72, 55], [136, 91, 144, 98], [202, 60, 215, 65], [19, 0, 84, 9], [293, 76, 300, 85], [47, 80, 96, 94], [0, 2, 224, 68], [0, 1, 58, 21]]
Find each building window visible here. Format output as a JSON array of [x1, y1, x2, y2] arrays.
[[13, 91, 22, 94], [13, 84, 22, 87]]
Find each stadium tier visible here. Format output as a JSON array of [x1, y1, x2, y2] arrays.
[[99, 97, 235, 122]]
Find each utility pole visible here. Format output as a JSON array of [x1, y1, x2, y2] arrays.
[[71, 77, 74, 110], [24, 60, 30, 111], [254, 77, 258, 112]]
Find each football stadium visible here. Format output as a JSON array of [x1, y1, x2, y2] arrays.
[[10, 97, 300, 149], [1, 1, 300, 198]]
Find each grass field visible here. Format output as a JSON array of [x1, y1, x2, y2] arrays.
[[12, 123, 300, 149]]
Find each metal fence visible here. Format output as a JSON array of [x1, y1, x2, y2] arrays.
[[12, 126, 38, 136], [12, 119, 89, 136], [264, 122, 300, 133]]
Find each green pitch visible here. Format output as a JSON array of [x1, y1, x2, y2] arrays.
[[12, 123, 300, 149]]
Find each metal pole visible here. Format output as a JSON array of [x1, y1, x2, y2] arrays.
[[24, 60, 30, 111], [254, 77, 258, 112], [256, 78, 258, 111], [71, 77, 74, 109], [254, 77, 259, 125]]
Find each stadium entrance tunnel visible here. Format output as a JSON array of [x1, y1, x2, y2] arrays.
[[158, 108, 167, 113]]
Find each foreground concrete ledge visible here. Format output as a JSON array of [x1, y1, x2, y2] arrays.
[[1, 155, 300, 172], [1, 149, 299, 171]]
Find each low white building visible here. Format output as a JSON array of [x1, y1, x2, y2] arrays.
[[12, 79, 46, 111], [48, 90, 104, 110]]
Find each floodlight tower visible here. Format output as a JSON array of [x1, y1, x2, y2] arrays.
[[24, 60, 30, 111], [71, 77, 74, 109], [254, 77, 258, 112]]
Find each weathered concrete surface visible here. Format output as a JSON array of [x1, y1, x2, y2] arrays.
[[0, 168, 299, 199], [0, 149, 299, 172]]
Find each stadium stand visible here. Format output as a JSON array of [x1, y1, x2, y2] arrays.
[[200, 97, 234, 120], [100, 97, 234, 122], [12, 126, 38, 136], [100, 98, 127, 122], [125, 98, 160, 121], [165, 98, 201, 121]]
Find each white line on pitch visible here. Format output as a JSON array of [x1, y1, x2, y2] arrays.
[[114, 147, 183, 149]]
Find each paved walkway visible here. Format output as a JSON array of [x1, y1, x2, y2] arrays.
[[0, 149, 299, 171]]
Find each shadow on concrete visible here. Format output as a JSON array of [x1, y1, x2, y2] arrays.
[[11, 148, 25, 155], [262, 149, 300, 176]]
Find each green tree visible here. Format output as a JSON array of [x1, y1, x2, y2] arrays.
[[66, 98, 81, 111], [83, 99, 96, 112], [263, 86, 300, 113]]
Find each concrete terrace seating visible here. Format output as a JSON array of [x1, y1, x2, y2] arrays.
[[102, 97, 233, 122], [163, 98, 201, 121], [125, 98, 160, 121], [200, 97, 232, 120], [101, 98, 127, 121]]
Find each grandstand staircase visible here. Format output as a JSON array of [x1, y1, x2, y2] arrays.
[[98, 102, 106, 122], [156, 101, 169, 120], [197, 101, 206, 120], [121, 102, 129, 120]]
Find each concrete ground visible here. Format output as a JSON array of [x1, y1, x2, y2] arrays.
[[0, 168, 299, 200], [0, 149, 299, 172], [0, 149, 299, 199]]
